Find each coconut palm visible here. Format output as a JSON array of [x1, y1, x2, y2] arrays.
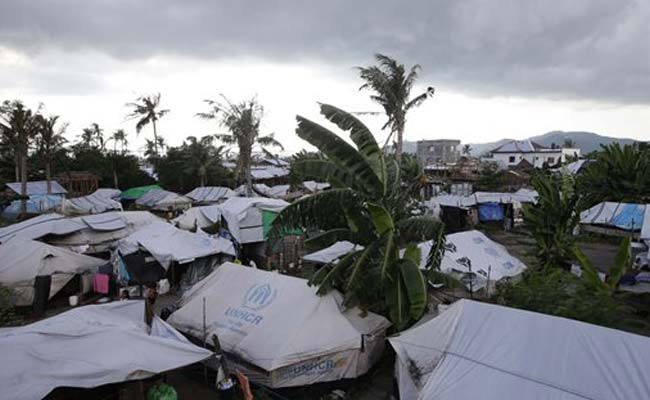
[[35, 115, 68, 194], [78, 123, 105, 151], [106, 129, 128, 188], [125, 93, 169, 158], [358, 54, 435, 161], [0, 100, 40, 215], [462, 144, 472, 156], [197, 95, 283, 196], [183, 136, 223, 187], [270, 104, 446, 330]]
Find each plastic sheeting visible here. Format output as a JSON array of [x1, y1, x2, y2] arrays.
[[642, 207, 650, 240], [118, 221, 236, 269], [302, 181, 330, 193], [580, 202, 648, 231], [390, 299, 650, 400], [0, 301, 212, 400], [0, 238, 106, 305], [1, 195, 64, 220], [136, 189, 192, 211], [169, 263, 390, 388], [185, 186, 237, 204], [0, 213, 84, 243], [5, 180, 67, 195], [429, 191, 537, 210], [478, 202, 504, 222], [302, 241, 362, 264], [62, 190, 123, 215], [218, 197, 289, 243], [120, 185, 162, 200]]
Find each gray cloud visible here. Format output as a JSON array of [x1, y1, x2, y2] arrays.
[[1, 0, 649, 103]]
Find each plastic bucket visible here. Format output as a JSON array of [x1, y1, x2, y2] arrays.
[[68, 295, 79, 307]]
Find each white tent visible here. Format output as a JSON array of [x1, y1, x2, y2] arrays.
[[642, 206, 650, 240], [218, 197, 289, 243], [186, 186, 237, 204], [135, 189, 192, 211], [62, 189, 123, 216], [173, 204, 226, 231], [0, 238, 107, 305], [390, 299, 650, 400], [168, 263, 390, 388], [302, 181, 330, 193], [429, 191, 538, 209], [0, 301, 212, 400], [118, 221, 236, 269], [0, 213, 84, 244], [417, 230, 527, 291], [302, 241, 362, 265]]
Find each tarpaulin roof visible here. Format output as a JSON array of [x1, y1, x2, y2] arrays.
[[62, 189, 123, 215], [0, 213, 84, 243], [120, 185, 161, 200], [185, 186, 237, 204], [302, 181, 330, 193], [173, 204, 224, 231], [302, 241, 362, 264], [249, 166, 290, 180], [1, 195, 64, 220], [135, 189, 192, 210], [0, 301, 212, 400], [642, 207, 650, 240], [429, 191, 537, 209], [580, 202, 648, 231], [169, 263, 390, 385], [0, 238, 106, 305], [5, 180, 67, 195], [118, 221, 236, 268], [390, 299, 650, 400], [217, 197, 289, 243]]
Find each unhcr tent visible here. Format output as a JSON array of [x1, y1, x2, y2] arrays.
[[186, 186, 237, 204], [0, 301, 212, 400], [390, 300, 650, 400], [135, 189, 192, 211], [0, 238, 106, 305], [62, 189, 123, 215], [169, 263, 390, 388], [120, 184, 161, 200]]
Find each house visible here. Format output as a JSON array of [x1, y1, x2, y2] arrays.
[[487, 140, 580, 168], [416, 139, 461, 166]]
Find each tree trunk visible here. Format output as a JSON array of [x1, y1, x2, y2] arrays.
[[152, 118, 159, 156], [14, 153, 20, 182], [245, 150, 252, 197], [20, 151, 28, 217], [45, 160, 52, 194], [395, 123, 404, 162]]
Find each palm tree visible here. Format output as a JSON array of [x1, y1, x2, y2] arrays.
[[462, 144, 472, 156], [197, 95, 283, 196], [183, 135, 223, 187], [270, 104, 446, 330], [107, 129, 128, 188], [0, 101, 40, 216], [125, 93, 169, 158], [358, 54, 435, 161], [79, 123, 105, 150], [35, 115, 68, 194]]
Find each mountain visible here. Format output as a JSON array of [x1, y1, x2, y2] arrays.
[[402, 131, 639, 156]]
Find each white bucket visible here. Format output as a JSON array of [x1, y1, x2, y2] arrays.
[[69, 295, 79, 307]]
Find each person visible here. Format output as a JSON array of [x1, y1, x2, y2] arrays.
[[216, 374, 236, 400], [235, 371, 253, 400], [144, 282, 158, 326]]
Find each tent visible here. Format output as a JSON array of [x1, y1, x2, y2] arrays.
[[302, 241, 362, 265], [302, 181, 330, 193], [186, 186, 237, 204], [0, 301, 212, 400], [135, 189, 192, 211], [120, 184, 162, 200], [1, 195, 63, 221], [390, 299, 650, 400], [169, 263, 390, 388], [5, 180, 67, 196], [217, 197, 289, 243], [0, 213, 85, 244], [118, 221, 236, 269], [62, 189, 123, 215], [642, 206, 650, 240], [581, 202, 648, 232], [478, 202, 504, 222], [173, 204, 226, 231], [420, 230, 526, 291], [0, 238, 107, 305]]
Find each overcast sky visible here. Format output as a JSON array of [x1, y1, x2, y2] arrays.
[[1, 0, 648, 155]]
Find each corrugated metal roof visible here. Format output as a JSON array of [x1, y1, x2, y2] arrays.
[[491, 140, 548, 154]]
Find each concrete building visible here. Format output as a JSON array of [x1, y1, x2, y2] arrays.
[[488, 140, 580, 169], [416, 139, 461, 166]]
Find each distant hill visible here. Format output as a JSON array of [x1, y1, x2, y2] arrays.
[[403, 131, 638, 156]]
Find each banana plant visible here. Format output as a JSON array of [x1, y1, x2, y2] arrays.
[[270, 104, 445, 330], [573, 237, 631, 294]]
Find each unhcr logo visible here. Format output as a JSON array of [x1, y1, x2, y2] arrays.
[[242, 283, 277, 311]]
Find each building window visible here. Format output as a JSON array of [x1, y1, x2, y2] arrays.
[[547, 157, 555, 164], [508, 156, 516, 163]]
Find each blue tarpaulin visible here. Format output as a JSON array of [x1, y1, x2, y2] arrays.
[[611, 203, 645, 230], [1, 195, 63, 221], [478, 202, 504, 222]]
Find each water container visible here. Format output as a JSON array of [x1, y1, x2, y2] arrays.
[[69, 295, 79, 307]]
